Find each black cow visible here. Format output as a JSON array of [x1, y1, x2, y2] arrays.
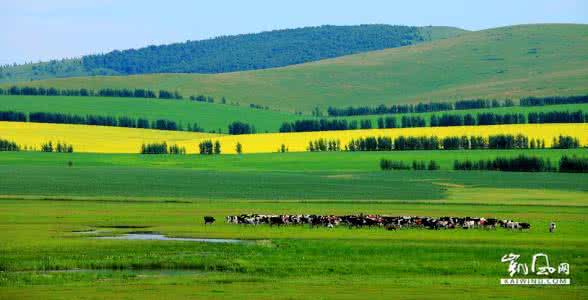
[[363, 218, 381, 228], [204, 216, 215, 225], [384, 223, 398, 231], [344, 216, 364, 228], [269, 216, 285, 227]]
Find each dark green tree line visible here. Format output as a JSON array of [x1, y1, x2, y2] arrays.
[[0, 138, 20, 151]]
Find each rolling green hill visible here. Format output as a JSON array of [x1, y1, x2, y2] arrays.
[[12, 24, 586, 113], [0, 25, 464, 83]]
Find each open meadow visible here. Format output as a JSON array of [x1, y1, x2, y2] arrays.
[[0, 150, 587, 299]]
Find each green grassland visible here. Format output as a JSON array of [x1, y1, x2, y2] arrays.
[[8, 24, 588, 113], [1, 149, 586, 172], [0, 150, 586, 203], [1, 95, 587, 133], [0, 95, 301, 133], [1, 199, 587, 299], [0, 150, 587, 299]]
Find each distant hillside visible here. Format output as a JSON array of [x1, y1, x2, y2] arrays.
[[12, 24, 587, 113], [0, 25, 465, 83]]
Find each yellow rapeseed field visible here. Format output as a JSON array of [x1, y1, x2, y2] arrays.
[[215, 123, 588, 154], [1, 122, 586, 154], [0, 122, 219, 154]]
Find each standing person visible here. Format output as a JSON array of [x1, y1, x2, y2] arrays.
[[549, 221, 556, 233]]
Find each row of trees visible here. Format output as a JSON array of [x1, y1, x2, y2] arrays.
[[520, 95, 588, 107], [380, 159, 440, 171], [430, 111, 586, 127], [0, 138, 76, 153], [280, 110, 587, 133], [40, 141, 74, 153], [559, 155, 588, 173], [279, 119, 370, 132], [342, 134, 576, 152], [141, 141, 241, 155], [376, 117, 399, 128], [307, 139, 341, 152], [0, 86, 185, 100], [306, 135, 545, 152], [327, 94, 588, 117], [0, 111, 256, 135], [0, 110, 208, 132], [0, 86, 237, 107], [327, 99, 516, 117], [552, 135, 581, 149], [453, 155, 588, 173], [0, 86, 246, 110], [528, 111, 586, 123], [199, 140, 221, 155], [430, 113, 523, 127], [454, 155, 555, 172], [32, 112, 185, 131], [348, 137, 394, 151], [249, 103, 270, 110], [190, 95, 216, 103], [140, 142, 186, 154], [400, 116, 427, 128], [279, 117, 428, 132], [228, 121, 256, 135], [379, 155, 588, 173], [0, 138, 20, 151], [0, 111, 26, 122]]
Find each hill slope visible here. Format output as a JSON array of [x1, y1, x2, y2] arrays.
[[6, 24, 588, 113], [0, 25, 464, 83]]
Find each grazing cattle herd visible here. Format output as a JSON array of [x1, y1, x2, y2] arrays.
[[220, 214, 531, 230]]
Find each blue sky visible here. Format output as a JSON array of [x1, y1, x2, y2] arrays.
[[2, 0, 587, 64]]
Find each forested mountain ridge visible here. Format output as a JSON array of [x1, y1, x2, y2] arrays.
[[0, 25, 465, 83]]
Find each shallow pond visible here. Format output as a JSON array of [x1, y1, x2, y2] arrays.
[[94, 233, 250, 244]]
